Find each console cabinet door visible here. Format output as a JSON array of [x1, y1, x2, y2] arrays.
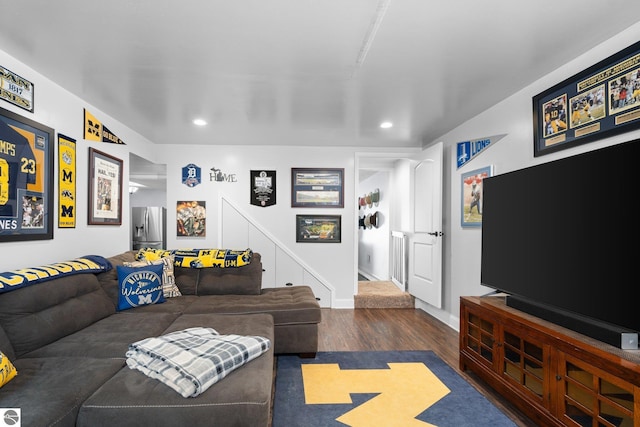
[[461, 303, 498, 371], [556, 352, 638, 427], [501, 326, 549, 408]]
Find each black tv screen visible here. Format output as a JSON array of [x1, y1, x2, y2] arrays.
[[480, 139, 638, 344]]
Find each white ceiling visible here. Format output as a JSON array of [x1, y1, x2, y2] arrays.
[[2, 1, 640, 153]]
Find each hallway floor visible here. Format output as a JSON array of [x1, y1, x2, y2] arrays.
[[355, 281, 414, 308]]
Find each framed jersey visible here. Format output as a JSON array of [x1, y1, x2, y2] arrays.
[[0, 106, 54, 242]]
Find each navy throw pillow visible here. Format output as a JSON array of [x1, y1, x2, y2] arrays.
[[116, 264, 165, 311]]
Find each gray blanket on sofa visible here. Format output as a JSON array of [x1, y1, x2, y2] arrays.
[[126, 327, 271, 397]]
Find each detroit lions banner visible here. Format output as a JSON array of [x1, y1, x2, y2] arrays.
[[456, 134, 506, 169]]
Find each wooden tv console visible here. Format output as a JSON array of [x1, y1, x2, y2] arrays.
[[459, 296, 640, 427]]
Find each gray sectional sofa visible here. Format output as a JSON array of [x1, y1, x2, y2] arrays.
[[0, 251, 321, 427]]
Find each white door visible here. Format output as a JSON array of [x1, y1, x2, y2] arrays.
[[408, 142, 443, 308]]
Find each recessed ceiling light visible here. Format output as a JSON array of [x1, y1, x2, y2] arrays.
[[380, 121, 393, 129], [193, 118, 207, 126]]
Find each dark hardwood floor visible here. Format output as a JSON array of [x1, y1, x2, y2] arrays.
[[317, 308, 538, 427]]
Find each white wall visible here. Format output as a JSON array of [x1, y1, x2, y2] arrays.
[[357, 171, 390, 280], [415, 21, 640, 330], [0, 50, 160, 271], [130, 188, 167, 208]]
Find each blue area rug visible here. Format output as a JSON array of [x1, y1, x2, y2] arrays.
[[273, 351, 516, 427]]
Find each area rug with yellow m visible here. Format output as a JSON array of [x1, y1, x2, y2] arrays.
[[272, 351, 516, 427]]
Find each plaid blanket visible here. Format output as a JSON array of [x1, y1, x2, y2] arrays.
[[126, 327, 271, 398]]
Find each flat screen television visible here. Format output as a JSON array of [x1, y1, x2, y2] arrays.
[[480, 139, 638, 349]]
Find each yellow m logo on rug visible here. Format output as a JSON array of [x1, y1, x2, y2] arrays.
[[302, 362, 450, 427]]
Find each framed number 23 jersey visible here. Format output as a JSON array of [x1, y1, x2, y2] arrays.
[[0, 107, 54, 242]]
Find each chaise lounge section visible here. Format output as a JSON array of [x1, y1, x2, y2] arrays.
[[0, 250, 321, 427]]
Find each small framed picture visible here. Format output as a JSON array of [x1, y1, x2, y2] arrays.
[[176, 200, 206, 237], [296, 214, 341, 243], [461, 166, 493, 228], [88, 148, 123, 225], [291, 168, 344, 208]]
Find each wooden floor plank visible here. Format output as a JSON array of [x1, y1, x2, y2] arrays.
[[318, 308, 537, 427]]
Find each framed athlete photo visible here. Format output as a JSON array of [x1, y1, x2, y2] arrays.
[[88, 148, 123, 225], [461, 166, 493, 228], [0, 106, 54, 242], [533, 40, 640, 157]]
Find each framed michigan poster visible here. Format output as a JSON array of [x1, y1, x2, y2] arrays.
[[0, 106, 54, 242]]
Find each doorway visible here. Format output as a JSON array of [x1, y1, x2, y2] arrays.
[[356, 154, 406, 307], [356, 143, 443, 308]]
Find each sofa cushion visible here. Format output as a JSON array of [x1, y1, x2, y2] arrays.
[[172, 267, 198, 295], [77, 313, 274, 427], [23, 312, 180, 359], [0, 274, 116, 357], [117, 264, 166, 311], [184, 286, 321, 325], [97, 251, 137, 303], [0, 357, 124, 427], [0, 326, 15, 361], [182, 252, 263, 296]]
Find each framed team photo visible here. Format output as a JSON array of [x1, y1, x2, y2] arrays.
[[0, 106, 54, 242], [533, 40, 640, 157], [88, 148, 123, 225]]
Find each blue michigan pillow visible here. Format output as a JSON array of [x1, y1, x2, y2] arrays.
[[116, 264, 166, 311]]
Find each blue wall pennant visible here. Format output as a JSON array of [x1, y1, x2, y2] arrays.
[[456, 134, 506, 169]]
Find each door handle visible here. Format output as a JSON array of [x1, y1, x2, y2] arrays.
[[427, 231, 443, 237]]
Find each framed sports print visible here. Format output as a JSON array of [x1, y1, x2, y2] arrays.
[[533, 40, 640, 156], [461, 165, 493, 228], [176, 200, 206, 237], [296, 214, 341, 243], [291, 168, 344, 208], [0, 106, 54, 242], [88, 148, 123, 225]]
